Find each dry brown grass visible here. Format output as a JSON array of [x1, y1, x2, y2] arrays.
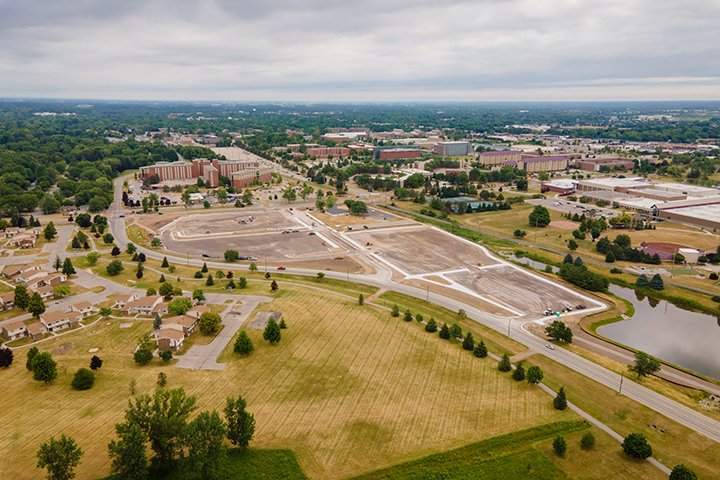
[[0, 286, 572, 480]]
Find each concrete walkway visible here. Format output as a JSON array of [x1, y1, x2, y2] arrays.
[[174, 294, 271, 370]]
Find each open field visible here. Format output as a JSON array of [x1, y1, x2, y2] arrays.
[[354, 421, 662, 480], [527, 354, 720, 479], [347, 225, 500, 275], [0, 285, 574, 480]]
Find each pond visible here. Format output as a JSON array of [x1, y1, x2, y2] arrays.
[[506, 254, 720, 379], [598, 285, 720, 380]]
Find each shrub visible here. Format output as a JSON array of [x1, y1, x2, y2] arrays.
[[71, 368, 95, 390], [580, 432, 595, 450]]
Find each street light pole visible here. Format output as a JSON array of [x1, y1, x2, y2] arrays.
[[507, 318, 511, 337], [618, 372, 624, 395]]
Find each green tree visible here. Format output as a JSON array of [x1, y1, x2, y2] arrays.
[[225, 395, 256, 449], [134, 347, 153, 366], [462, 332, 474, 351], [71, 368, 95, 391], [31, 351, 57, 384], [237, 277, 247, 289], [89, 355, 103, 370], [14, 284, 30, 309], [403, 310, 413, 322], [449, 323, 462, 339], [54, 256, 63, 271], [545, 320, 573, 343], [108, 422, 148, 480], [512, 363, 526, 381], [161, 257, 169, 268], [159, 282, 174, 299], [233, 331, 254, 356], [182, 411, 227, 480], [43, 222, 57, 241], [391, 304, 400, 317], [498, 354, 512, 372], [36, 435, 83, 480], [526, 365, 544, 385], [649, 273, 664, 291], [216, 188, 228, 205], [636, 274, 650, 288], [528, 205, 551, 227], [358, 293, 364, 305], [192, 289, 205, 302], [316, 272, 325, 281], [621, 433, 652, 459], [425, 318, 438, 333], [567, 239, 578, 251], [669, 464, 698, 480], [103, 233, 114, 244], [580, 432, 595, 450], [513, 229, 527, 239], [552, 436, 567, 456], [28, 292, 46, 317], [224, 249, 239, 262], [199, 312, 222, 336], [553, 387, 568, 410], [263, 318, 281, 344], [439, 323, 451, 339], [124, 387, 197, 469], [282, 185, 297, 202], [629, 351, 661, 379], [26, 346, 40, 370], [86, 251, 100, 266], [205, 274, 214, 286], [473, 340, 488, 358], [605, 250, 616, 263], [249, 263, 258, 272], [563, 253, 574, 264], [106, 260, 124, 276], [62, 258, 76, 276], [167, 297, 192, 316]]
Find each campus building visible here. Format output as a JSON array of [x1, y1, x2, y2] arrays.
[[575, 158, 635, 172], [140, 158, 267, 188], [476, 150, 523, 166], [373, 146, 424, 161], [432, 141, 472, 156], [307, 146, 350, 158], [519, 156, 569, 173]]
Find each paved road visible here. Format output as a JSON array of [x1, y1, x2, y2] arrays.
[[174, 294, 271, 370], [109, 174, 720, 444]]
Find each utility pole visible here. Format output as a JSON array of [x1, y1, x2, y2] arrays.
[[426, 284, 430, 301], [618, 372, 624, 395], [507, 318, 511, 337]]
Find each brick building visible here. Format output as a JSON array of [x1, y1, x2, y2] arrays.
[[140, 158, 266, 188], [373, 146, 423, 161], [477, 150, 523, 166], [519, 156, 569, 172]]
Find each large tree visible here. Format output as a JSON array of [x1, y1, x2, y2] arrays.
[[62, 258, 76, 276], [124, 387, 197, 470], [545, 320, 573, 343], [36, 435, 83, 480], [233, 331, 254, 356], [629, 351, 661, 379], [31, 351, 57, 384], [528, 205, 551, 227], [28, 292, 47, 317], [225, 395, 256, 449], [108, 422, 148, 480], [14, 284, 30, 309], [167, 297, 192, 316], [263, 318, 281, 344], [199, 312, 222, 336], [182, 411, 227, 480], [621, 433, 652, 459]]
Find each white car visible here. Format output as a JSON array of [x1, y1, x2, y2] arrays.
[[545, 344, 556, 350]]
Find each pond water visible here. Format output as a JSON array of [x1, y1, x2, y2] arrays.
[[598, 285, 720, 380], [506, 254, 720, 379]]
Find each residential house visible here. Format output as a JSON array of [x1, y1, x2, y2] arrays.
[[9, 235, 37, 249], [161, 315, 198, 335], [155, 328, 186, 351], [3, 263, 43, 281], [33, 285, 55, 300], [0, 292, 15, 310], [123, 295, 163, 315], [40, 310, 82, 333], [1, 320, 27, 341], [26, 322, 45, 341], [3, 227, 21, 238], [151, 301, 170, 316], [69, 301, 97, 318], [186, 305, 210, 319], [113, 293, 139, 310]]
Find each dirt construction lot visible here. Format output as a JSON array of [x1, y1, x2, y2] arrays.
[[447, 266, 590, 317], [347, 226, 500, 276]]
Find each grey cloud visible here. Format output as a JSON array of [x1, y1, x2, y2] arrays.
[[0, 0, 718, 100]]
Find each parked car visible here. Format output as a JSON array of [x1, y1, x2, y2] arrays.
[[277, 266, 286, 270]]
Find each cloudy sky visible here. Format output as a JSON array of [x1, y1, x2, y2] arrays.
[[1, 0, 719, 101]]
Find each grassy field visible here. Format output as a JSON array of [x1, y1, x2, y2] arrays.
[[527, 355, 720, 479], [0, 285, 573, 480], [353, 420, 662, 480]]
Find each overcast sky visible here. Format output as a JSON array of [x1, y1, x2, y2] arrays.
[[1, 0, 719, 102]]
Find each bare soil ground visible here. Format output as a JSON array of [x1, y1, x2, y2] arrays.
[[348, 226, 500, 276], [446, 266, 589, 317]]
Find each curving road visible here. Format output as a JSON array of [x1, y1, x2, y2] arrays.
[[109, 174, 720, 444]]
